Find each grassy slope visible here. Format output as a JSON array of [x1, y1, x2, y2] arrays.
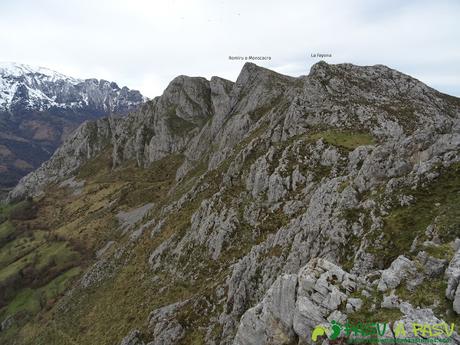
[[347, 163, 460, 325], [0, 198, 85, 337], [0, 150, 189, 345], [368, 162, 460, 267]]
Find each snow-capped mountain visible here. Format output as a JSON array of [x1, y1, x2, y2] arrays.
[[0, 62, 146, 114], [0, 62, 146, 191]]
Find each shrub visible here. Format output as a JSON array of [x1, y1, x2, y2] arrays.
[[8, 198, 38, 221]]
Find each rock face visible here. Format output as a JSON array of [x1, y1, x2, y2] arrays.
[[446, 245, 460, 313], [12, 61, 460, 199], [234, 258, 460, 345], [0, 62, 145, 189], [3, 61, 460, 345], [233, 258, 358, 345], [119, 330, 145, 345], [377, 255, 416, 291], [147, 302, 187, 345], [8, 118, 114, 200]]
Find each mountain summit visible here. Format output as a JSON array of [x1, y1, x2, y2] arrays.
[[1, 62, 460, 345], [0, 62, 145, 190], [0, 62, 145, 113]]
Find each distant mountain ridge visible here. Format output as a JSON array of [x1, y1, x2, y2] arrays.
[[0, 62, 146, 113], [0, 62, 145, 190]]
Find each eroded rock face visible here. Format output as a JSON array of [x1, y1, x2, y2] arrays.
[[446, 245, 460, 314], [119, 330, 145, 345], [233, 258, 360, 345], [377, 256, 416, 292], [147, 301, 188, 345], [8, 117, 114, 200], [233, 274, 298, 345], [233, 258, 460, 345], [11, 61, 460, 203], [8, 73, 233, 200], [7, 61, 460, 345]]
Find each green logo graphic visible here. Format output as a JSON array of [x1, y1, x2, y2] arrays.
[[330, 320, 342, 340], [311, 325, 328, 341], [311, 320, 342, 341]]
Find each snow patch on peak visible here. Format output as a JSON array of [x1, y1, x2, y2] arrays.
[[0, 62, 81, 84], [0, 62, 145, 114]]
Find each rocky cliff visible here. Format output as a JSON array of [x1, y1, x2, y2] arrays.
[[0, 62, 145, 190], [1, 61, 460, 345]]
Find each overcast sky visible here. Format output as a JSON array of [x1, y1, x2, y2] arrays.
[[1, 0, 459, 98]]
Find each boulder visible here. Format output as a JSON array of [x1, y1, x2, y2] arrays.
[[377, 256, 416, 291]]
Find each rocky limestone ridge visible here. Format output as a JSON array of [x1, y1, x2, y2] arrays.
[[4, 61, 460, 345], [10, 61, 460, 200], [232, 257, 460, 345], [116, 62, 460, 345]]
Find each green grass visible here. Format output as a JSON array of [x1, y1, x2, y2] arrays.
[[0, 196, 89, 344], [0, 267, 82, 320], [0, 202, 15, 215], [0, 221, 15, 244], [310, 130, 375, 150], [396, 278, 460, 325], [423, 243, 454, 260], [167, 113, 196, 135], [2, 288, 41, 317], [77, 148, 112, 179], [0, 151, 193, 345], [40, 267, 81, 300], [164, 104, 198, 135], [348, 289, 403, 324], [34, 242, 80, 271], [20, 146, 247, 345], [0, 252, 30, 283], [368, 162, 460, 267], [0, 241, 80, 287], [0, 201, 27, 223], [0, 231, 46, 268]]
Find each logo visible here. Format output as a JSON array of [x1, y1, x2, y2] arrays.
[[312, 321, 343, 341], [311, 320, 455, 343], [312, 325, 328, 341]]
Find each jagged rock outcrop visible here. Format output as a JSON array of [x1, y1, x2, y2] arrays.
[[446, 243, 460, 313], [377, 255, 417, 291], [9, 72, 235, 199], [233, 258, 359, 345], [147, 302, 188, 345], [11, 61, 460, 201], [8, 117, 114, 200], [119, 330, 145, 345], [234, 258, 460, 345], [3, 61, 460, 345]]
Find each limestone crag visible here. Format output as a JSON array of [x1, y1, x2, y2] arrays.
[[4, 61, 460, 345]]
